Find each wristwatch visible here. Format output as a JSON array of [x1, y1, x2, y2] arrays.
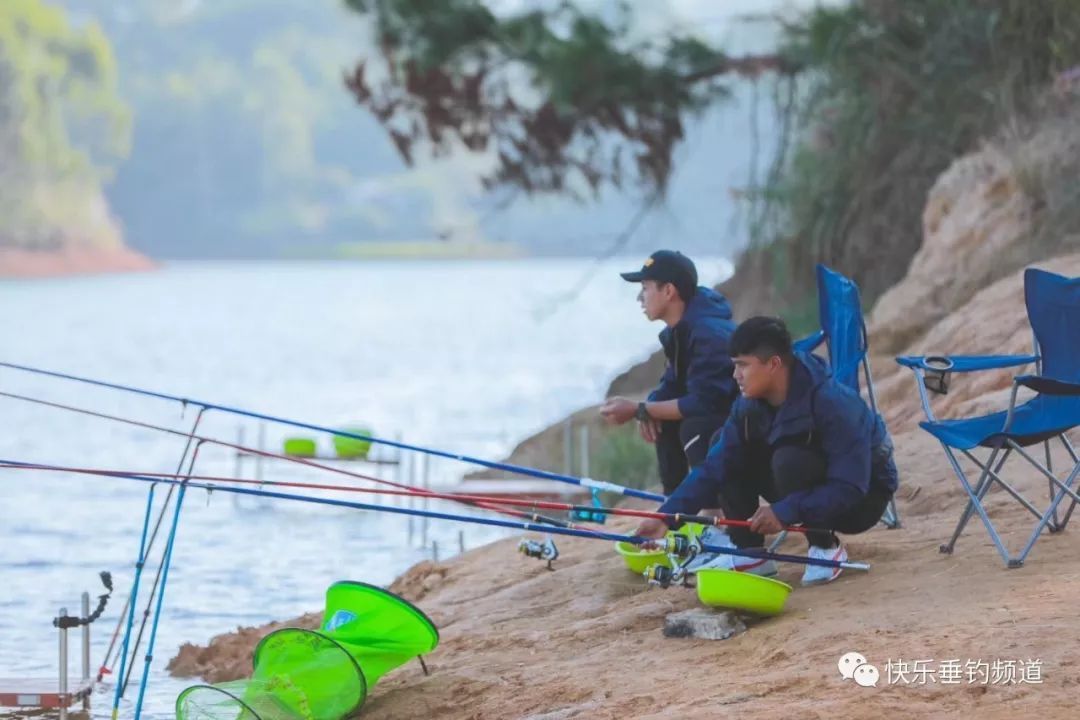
[[635, 402, 651, 422]]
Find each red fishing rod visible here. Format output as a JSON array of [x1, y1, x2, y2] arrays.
[[0, 461, 814, 535], [0, 459, 871, 573], [0, 390, 576, 528]]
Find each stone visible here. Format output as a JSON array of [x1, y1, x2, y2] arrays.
[[663, 608, 747, 640]]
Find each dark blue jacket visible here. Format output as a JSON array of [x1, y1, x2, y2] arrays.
[[649, 287, 738, 418], [660, 351, 898, 526]]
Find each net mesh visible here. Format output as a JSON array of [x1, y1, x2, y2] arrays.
[[175, 583, 437, 720]]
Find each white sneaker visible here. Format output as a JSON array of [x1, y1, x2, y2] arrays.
[[691, 551, 778, 577], [683, 526, 734, 572], [688, 528, 778, 577], [801, 543, 847, 586]]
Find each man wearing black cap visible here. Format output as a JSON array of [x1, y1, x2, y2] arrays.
[[600, 250, 738, 494]]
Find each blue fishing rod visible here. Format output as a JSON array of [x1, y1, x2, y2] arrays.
[[0, 361, 665, 502], [0, 460, 871, 573]]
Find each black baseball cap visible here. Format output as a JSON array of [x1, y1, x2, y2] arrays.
[[620, 250, 698, 299]]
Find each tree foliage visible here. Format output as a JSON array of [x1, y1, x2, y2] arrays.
[[59, 0, 411, 257], [0, 0, 130, 249], [750, 0, 1080, 309], [345, 0, 1080, 310], [343, 0, 794, 201]]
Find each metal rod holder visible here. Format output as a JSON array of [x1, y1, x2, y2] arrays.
[[58, 607, 68, 720], [255, 422, 266, 483], [563, 420, 573, 475], [421, 454, 430, 549], [578, 424, 590, 479], [81, 592, 90, 711], [407, 453, 415, 546]]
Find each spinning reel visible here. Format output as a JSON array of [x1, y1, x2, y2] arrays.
[[642, 534, 702, 589], [518, 535, 560, 570]]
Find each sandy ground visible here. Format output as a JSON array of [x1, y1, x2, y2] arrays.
[[169, 417, 1080, 718]]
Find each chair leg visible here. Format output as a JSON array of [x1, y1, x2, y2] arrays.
[[940, 445, 1017, 567], [1058, 436, 1080, 530], [1046, 440, 1060, 532], [1016, 459, 1080, 564], [941, 448, 1005, 555], [1008, 441, 1080, 529], [961, 448, 1047, 524]]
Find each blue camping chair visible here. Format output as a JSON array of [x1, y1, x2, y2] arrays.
[[769, 265, 900, 552], [794, 264, 900, 529], [896, 268, 1080, 568]]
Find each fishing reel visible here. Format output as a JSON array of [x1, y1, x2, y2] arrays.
[[642, 534, 702, 589], [518, 535, 559, 570], [644, 564, 687, 589]]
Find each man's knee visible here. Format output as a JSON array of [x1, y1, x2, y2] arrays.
[[832, 489, 891, 535], [771, 445, 826, 496]]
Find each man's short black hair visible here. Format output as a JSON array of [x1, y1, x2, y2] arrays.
[[730, 316, 794, 363]]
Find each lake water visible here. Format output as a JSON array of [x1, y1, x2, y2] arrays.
[[0, 257, 730, 718]]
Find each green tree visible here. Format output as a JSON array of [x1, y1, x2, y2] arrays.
[[0, 0, 130, 249], [60, 0, 408, 258]]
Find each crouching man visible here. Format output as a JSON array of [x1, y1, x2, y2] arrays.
[[635, 316, 898, 585]]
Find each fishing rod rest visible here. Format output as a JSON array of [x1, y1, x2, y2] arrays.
[[53, 572, 113, 629]]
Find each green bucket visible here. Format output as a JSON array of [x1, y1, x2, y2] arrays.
[[332, 428, 373, 460], [283, 437, 317, 457], [614, 522, 706, 574]]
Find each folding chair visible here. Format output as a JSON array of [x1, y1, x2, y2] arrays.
[[769, 265, 900, 552], [895, 268, 1080, 568], [794, 264, 900, 529]]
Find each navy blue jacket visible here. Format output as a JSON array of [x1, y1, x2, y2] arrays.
[[649, 287, 738, 418], [660, 351, 898, 526]]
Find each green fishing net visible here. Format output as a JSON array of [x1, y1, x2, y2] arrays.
[[176, 582, 438, 720]]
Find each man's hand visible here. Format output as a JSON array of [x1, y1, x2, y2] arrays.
[[634, 517, 669, 542], [599, 396, 637, 425], [749, 505, 783, 535], [638, 418, 660, 444]]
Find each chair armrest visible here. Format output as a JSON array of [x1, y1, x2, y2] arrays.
[[896, 354, 1039, 373], [793, 330, 826, 353], [1015, 375, 1080, 396]]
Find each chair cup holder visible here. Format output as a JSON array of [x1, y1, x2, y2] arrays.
[[923, 356, 954, 395]]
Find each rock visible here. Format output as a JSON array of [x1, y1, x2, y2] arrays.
[[663, 608, 747, 640]]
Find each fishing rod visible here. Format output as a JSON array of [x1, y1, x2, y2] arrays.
[[0, 389, 574, 529], [101, 409, 208, 692], [0, 462, 816, 537], [0, 460, 870, 573], [0, 360, 665, 501], [109, 480, 159, 720], [0, 388, 576, 696], [119, 443, 206, 698]]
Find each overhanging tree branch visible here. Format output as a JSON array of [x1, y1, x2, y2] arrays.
[[343, 0, 798, 201]]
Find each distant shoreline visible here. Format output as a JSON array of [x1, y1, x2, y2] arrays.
[[0, 246, 157, 279]]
